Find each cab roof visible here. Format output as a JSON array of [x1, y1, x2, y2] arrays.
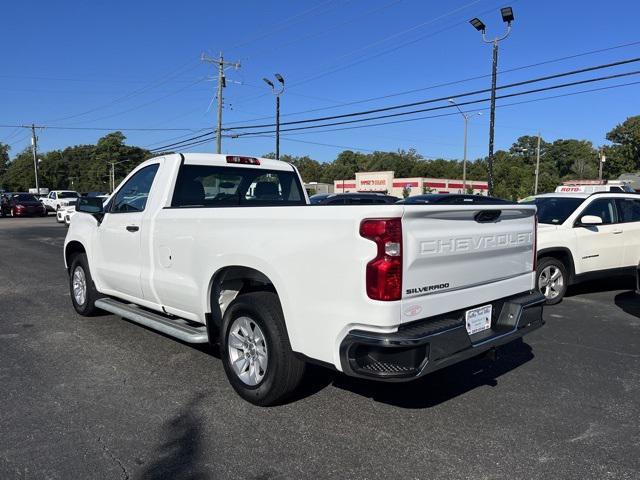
[[174, 153, 295, 172]]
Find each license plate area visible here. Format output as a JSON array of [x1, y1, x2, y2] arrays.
[[465, 304, 492, 335]]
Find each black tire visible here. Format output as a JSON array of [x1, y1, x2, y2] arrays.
[[69, 253, 101, 316], [536, 257, 568, 305], [221, 291, 305, 406]]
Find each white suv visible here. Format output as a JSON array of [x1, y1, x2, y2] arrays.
[[522, 192, 640, 304]]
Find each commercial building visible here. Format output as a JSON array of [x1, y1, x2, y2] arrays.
[[334, 171, 488, 197]]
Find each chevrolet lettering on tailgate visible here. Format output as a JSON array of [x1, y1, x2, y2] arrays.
[[420, 232, 533, 256]]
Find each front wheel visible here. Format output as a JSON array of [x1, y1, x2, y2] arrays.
[[69, 253, 101, 316], [537, 257, 568, 305], [221, 291, 305, 406]]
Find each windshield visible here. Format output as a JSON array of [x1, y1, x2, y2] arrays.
[[14, 194, 38, 202], [522, 197, 584, 224], [59, 192, 79, 198]]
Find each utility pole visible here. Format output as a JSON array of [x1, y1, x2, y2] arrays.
[[201, 52, 241, 154], [109, 162, 115, 193], [30, 124, 40, 194], [534, 132, 541, 194], [599, 150, 606, 180]]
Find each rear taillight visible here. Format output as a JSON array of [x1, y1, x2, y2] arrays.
[[360, 218, 402, 301], [533, 214, 538, 272]]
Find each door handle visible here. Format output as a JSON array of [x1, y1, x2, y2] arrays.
[[126, 225, 139, 232], [612, 229, 623, 234]]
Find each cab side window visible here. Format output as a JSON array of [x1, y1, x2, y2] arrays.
[[110, 164, 159, 213], [580, 198, 618, 225], [615, 198, 640, 223]]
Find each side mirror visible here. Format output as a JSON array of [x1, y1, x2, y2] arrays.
[[77, 197, 105, 222], [578, 214, 603, 226]]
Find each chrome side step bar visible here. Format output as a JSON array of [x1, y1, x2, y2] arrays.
[[95, 298, 209, 343]]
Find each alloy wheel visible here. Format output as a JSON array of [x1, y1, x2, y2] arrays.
[[72, 266, 87, 306], [538, 265, 564, 300], [227, 316, 268, 386]]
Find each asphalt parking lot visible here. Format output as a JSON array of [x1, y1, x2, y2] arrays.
[[1, 216, 639, 480]]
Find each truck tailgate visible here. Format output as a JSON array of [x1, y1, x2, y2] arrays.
[[401, 205, 536, 323]]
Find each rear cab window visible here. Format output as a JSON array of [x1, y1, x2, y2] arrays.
[[171, 164, 305, 208]]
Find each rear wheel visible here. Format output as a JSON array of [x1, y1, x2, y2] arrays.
[[221, 291, 305, 406], [537, 257, 568, 305], [69, 253, 101, 316]]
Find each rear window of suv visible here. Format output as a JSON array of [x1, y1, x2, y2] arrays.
[[171, 165, 305, 207]]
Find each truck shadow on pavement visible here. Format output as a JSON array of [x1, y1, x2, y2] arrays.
[[565, 275, 635, 298], [614, 290, 640, 319], [136, 393, 209, 480], [296, 340, 534, 409]]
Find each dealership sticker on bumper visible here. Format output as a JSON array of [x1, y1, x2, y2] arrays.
[[465, 304, 492, 335]]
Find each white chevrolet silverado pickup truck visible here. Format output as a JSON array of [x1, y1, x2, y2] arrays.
[[64, 153, 544, 405]]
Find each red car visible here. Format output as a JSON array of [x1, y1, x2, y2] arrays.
[[1, 193, 48, 217]]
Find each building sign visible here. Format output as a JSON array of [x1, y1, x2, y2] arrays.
[[356, 171, 394, 192]]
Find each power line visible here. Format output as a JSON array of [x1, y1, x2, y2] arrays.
[[225, 56, 640, 131], [225, 39, 640, 126], [288, 0, 486, 89], [253, 0, 406, 57], [0, 124, 207, 132], [230, 0, 338, 50], [228, 0, 508, 103], [232, 69, 640, 136], [42, 60, 202, 124], [240, 79, 640, 138], [149, 131, 215, 151], [146, 65, 640, 153]]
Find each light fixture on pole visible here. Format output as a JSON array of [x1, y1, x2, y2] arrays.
[[448, 99, 481, 193], [469, 6, 514, 196], [263, 73, 285, 160]]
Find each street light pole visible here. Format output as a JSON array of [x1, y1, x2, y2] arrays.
[[448, 99, 481, 192], [263, 74, 285, 160], [469, 7, 515, 197]]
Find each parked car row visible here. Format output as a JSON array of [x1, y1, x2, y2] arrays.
[[0, 193, 48, 217], [1, 190, 110, 224]]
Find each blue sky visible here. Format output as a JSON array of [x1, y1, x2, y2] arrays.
[[1, 0, 639, 162]]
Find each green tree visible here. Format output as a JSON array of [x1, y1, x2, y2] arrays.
[[546, 139, 597, 178], [605, 115, 640, 176], [509, 135, 550, 164], [0, 142, 10, 187], [1, 148, 36, 191]]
